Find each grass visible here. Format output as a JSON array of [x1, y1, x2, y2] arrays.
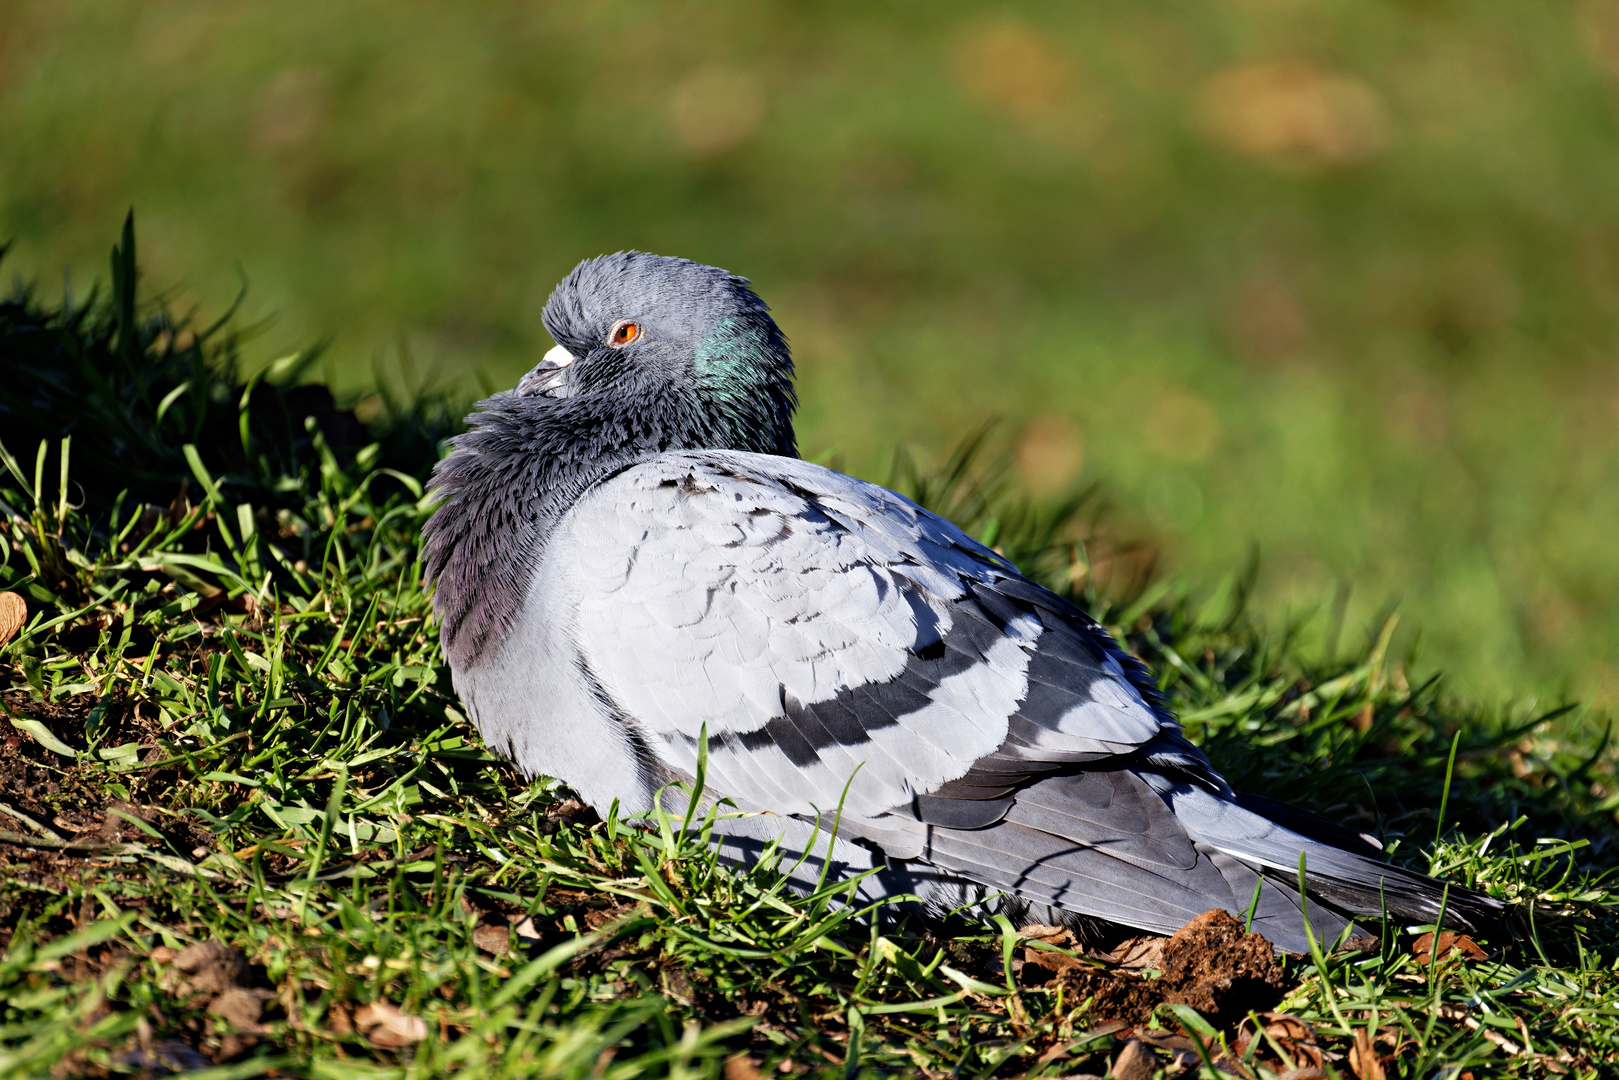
[[6, 0, 1619, 706], [0, 229, 1614, 1078]]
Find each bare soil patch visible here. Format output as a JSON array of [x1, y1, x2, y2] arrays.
[[1020, 908, 1288, 1028]]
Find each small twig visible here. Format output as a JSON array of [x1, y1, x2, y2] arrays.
[[0, 801, 69, 843], [0, 829, 125, 851], [1435, 1005, 1522, 1055]]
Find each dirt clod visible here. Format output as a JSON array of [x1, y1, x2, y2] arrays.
[[207, 987, 270, 1031], [1157, 909, 1287, 1024], [1038, 908, 1286, 1028], [545, 798, 599, 831], [173, 941, 249, 995], [473, 922, 512, 955]]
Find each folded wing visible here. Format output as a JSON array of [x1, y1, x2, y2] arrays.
[[562, 451, 1183, 820]]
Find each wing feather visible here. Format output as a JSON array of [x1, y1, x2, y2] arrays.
[[923, 823, 1231, 934], [558, 450, 1190, 824]]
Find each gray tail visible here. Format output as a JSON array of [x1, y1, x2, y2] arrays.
[[1157, 779, 1505, 937], [914, 769, 1504, 954]]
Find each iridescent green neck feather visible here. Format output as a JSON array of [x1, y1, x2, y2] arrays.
[[694, 316, 797, 455]]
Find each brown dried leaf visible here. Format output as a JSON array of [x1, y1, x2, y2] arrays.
[[1130, 1029, 1196, 1055], [0, 592, 26, 646], [1109, 1039, 1157, 1080], [1412, 931, 1488, 964], [1023, 945, 1084, 970], [945, 19, 1085, 125], [1237, 1013, 1326, 1071], [1349, 1028, 1387, 1080], [1103, 935, 1166, 970], [355, 1000, 427, 1047], [1077, 1020, 1131, 1042], [1018, 924, 1080, 986], [1197, 61, 1388, 168]]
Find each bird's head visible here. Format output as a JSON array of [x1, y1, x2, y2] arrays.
[[516, 251, 797, 456]]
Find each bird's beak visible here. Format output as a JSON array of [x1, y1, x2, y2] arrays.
[[516, 344, 578, 398]]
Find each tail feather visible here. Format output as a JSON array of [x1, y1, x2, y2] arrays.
[[1203, 847, 1357, 953], [1151, 779, 1504, 932], [1231, 791, 1385, 860], [913, 769, 1504, 948], [923, 819, 1234, 935]]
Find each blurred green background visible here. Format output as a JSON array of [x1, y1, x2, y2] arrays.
[[2, 1, 1616, 709]]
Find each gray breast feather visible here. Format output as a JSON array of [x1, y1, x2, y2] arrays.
[[451, 538, 653, 814]]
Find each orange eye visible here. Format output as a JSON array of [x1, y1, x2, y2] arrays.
[[609, 320, 640, 347]]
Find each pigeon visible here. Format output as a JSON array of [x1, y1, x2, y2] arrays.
[[422, 252, 1501, 952]]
